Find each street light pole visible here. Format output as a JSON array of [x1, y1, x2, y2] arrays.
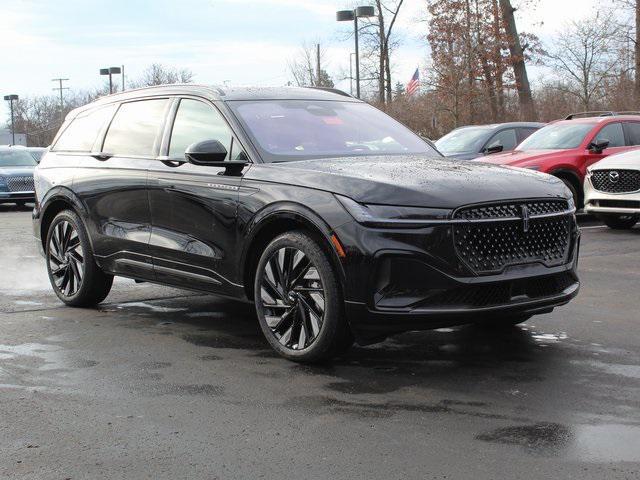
[[100, 67, 122, 94], [336, 6, 375, 99], [349, 53, 356, 96], [3, 94, 19, 145]]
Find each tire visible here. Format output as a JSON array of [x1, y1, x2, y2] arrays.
[[45, 209, 113, 307], [558, 177, 580, 209], [254, 231, 352, 362], [477, 314, 532, 329], [600, 214, 638, 230]]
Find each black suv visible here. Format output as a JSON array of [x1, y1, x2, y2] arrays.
[[33, 85, 580, 362]]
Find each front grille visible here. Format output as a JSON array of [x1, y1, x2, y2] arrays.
[[453, 200, 572, 275], [591, 170, 640, 193], [420, 272, 576, 309], [454, 199, 568, 220], [596, 200, 640, 209], [6, 176, 34, 192]]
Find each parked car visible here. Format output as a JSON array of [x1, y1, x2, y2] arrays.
[[584, 149, 640, 229], [33, 85, 580, 362], [479, 113, 640, 207], [0, 145, 37, 206], [435, 122, 544, 160], [27, 147, 48, 163]]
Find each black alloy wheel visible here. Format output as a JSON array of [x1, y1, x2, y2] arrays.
[[254, 231, 353, 362]]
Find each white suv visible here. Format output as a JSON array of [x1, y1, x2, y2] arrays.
[[584, 149, 640, 229]]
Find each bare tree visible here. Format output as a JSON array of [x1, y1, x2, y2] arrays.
[[499, 0, 536, 120], [546, 12, 620, 110], [129, 63, 194, 88], [614, 0, 640, 106], [288, 42, 334, 88]]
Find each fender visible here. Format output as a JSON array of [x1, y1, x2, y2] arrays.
[[239, 200, 347, 286], [37, 186, 93, 249]]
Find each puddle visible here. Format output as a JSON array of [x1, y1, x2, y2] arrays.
[[569, 424, 640, 462], [114, 302, 188, 313], [531, 332, 568, 343], [578, 360, 640, 379]]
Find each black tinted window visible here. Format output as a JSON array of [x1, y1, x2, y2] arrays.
[[517, 127, 539, 143], [103, 99, 169, 156], [54, 105, 115, 152], [169, 99, 233, 159], [625, 122, 640, 145], [595, 123, 625, 147]]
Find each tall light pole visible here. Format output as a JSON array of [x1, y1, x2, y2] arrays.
[[100, 66, 122, 94], [349, 52, 356, 95], [52, 78, 69, 125], [3, 94, 19, 145], [337, 6, 375, 98]]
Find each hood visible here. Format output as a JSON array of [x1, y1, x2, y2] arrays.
[[478, 149, 571, 167], [247, 155, 568, 209], [442, 151, 480, 161], [589, 149, 640, 169], [0, 166, 35, 176]]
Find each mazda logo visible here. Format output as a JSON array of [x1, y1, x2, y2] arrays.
[[609, 171, 620, 183]]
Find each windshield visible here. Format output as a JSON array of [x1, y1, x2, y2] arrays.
[[228, 100, 438, 162], [518, 123, 593, 150], [0, 149, 37, 167], [435, 127, 491, 155]]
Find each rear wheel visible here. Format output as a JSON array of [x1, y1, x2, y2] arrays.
[[46, 210, 113, 307], [600, 214, 638, 230], [254, 231, 352, 362]]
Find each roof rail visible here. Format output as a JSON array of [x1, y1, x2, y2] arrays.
[[304, 86, 354, 98], [565, 111, 615, 120], [565, 111, 640, 120]]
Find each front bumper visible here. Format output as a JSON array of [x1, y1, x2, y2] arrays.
[[0, 191, 35, 203], [583, 177, 640, 215], [334, 218, 580, 342]]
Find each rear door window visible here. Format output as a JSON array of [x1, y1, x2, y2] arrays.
[[624, 122, 640, 145], [485, 129, 517, 151], [103, 99, 169, 157], [517, 127, 539, 144], [594, 123, 625, 147], [54, 105, 116, 152]]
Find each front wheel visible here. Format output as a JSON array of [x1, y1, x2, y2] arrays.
[[600, 214, 638, 230], [254, 231, 353, 362], [46, 210, 113, 307]]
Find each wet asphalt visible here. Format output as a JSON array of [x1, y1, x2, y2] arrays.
[[0, 205, 639, 479]]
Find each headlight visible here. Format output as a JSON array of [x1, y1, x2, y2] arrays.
[[335, 195, 451, 228], [0, 176, 7, 191], [567, 195, 575, 211]]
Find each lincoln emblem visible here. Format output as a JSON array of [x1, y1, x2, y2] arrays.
[[521, 205, 530, 233]]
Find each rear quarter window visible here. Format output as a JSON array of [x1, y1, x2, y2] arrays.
[[625, 122, 640, 146], [53, 105, 116, 152]]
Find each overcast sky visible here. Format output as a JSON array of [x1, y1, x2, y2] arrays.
[[1, 0, 614, 125]]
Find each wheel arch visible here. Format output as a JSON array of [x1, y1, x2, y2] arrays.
[[240, 203, 346, 301], [38, 188, 89, 249], [549, 168, 583, 207]]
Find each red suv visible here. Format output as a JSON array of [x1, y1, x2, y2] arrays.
[[478, 113, 640, 206]]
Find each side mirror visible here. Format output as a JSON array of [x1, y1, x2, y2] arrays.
[[185, 140, 228, 165], [485, 143, 504, 154], [588, 139, 609, 154], [184, 140, 248, 174]]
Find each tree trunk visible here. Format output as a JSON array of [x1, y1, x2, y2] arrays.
[[492, 0, 505, 121], [376, 1, 386, 104], [464, 0, 476, 123], [499, 0, 536, 120], [636, 0, 640, 107]]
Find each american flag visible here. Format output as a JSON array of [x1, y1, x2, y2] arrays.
[[406, 68, 420, 96]]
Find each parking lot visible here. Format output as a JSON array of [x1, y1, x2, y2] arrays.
[[0, 204, 639, 479]]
